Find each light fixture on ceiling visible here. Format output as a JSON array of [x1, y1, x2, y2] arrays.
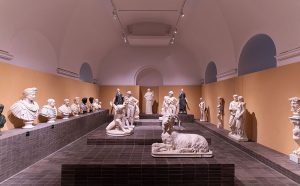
[[112, 9, 118, 20], [169, 36, 175, 45], [122, 33, 128, 44], [173, 28, 178, 34], [180, 10, 185, 18]]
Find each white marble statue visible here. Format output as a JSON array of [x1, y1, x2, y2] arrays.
[[162, 91, 178, 115], [58, 99, 72, 119], [10, 87, 39, 129], [70, 97, 81, 117], [144, 88, 154, 114], [228, 96, 248, 141], [40, 99, 57, 123], [228, 95, 239, 133], [152, 114, 212, 157], [106, 102, 133, 136], [217, 97, 224, 128], [288, 97, 300, 163], [92, 99, 101, 110], [199, 97, 207, 122], [124, 91, 139, 128]]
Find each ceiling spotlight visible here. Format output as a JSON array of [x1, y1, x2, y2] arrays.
[[173, 28, 178, 34], [170, 37, 175, 45], [122, 33, 128, 44], [180, 11, 185, 18], [113, 9, 118, 20]]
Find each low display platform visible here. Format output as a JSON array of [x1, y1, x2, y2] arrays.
[[139, 113, 194, 123], [87, 123, 211, 145]]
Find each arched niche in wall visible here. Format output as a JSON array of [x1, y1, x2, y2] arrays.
[[135, 67, 163, 86], [205, 61, 217, 84], [238, 34, 276, 76], [79, 63, 93, 83]]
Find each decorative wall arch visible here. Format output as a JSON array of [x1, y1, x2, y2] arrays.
[[79, 62, 93, 83], [135, 66, 163, 86], [205, 61, 217, 84], [238, 34, 276, 76]]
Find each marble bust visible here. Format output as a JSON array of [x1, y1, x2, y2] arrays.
[[58, 99, 72, 119], [92, 99, 101, 110], [152, 114, 212, 157], [199, 97, 207, 122], [70, 97, 81, 116], [217, 97, 225, 128], [0, 104, 6, 135], [10, 87, 39, 128], [144, 88, 154, 114], [106, 102, 133, 136], [124, 91, 139, 128], [88, 97, 94, 112], [81, 97, 88, 114], [40, 99, 57, 123], [288, 97, 300, 163]]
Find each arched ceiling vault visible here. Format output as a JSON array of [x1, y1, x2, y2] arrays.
[[1, 0, 300, 84]]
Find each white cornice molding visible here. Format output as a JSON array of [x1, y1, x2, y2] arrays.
[[217, 68, 237, 81], [276, 47, 300, 66], [0, 50, 14, 61]]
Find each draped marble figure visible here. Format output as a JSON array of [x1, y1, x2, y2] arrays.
[[144, 88, 154, 114], [10, 87, 39, 128]]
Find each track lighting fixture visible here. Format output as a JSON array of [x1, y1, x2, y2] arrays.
[[180, 11, 185, 18], [122, 33, 128, 44], [173, 28, 178, 34], [112, 9, 118, 20]]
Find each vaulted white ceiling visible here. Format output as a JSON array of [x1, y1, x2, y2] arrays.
[[1, 0, 300, 85]]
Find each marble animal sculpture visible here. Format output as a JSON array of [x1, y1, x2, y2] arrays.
[[162, 91, 178, 115], [217, 97, 225, 128], [81, 97, 88, 114], [178, 89, 189, 114], [144, 88, 154, 114], [228, 96, 248, 141], [58, 99, 72, 119], [152, 114, 212, 157], [40, 99, 57, 123], [288, 97, 300, 163], [71, 97, 81, 116], [10, 87, 39, 129], [124, 91, 139, 128], [199, 97, 207, 121], [228, 95, 239, 133], [106, 102, 133, 136], [0, 104, 6, 135]]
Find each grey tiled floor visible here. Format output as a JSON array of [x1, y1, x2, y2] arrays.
[[0, 122, 299, 186]]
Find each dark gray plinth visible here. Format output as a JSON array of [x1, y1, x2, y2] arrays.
[[87, 123, 211, 145], [178, 114, 194, 123], [0, 110, 108, 182], [134, 119, 161, 126], [139, 113, 162, 119]]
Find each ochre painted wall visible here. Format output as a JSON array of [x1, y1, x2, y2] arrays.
[[0, 62, 100, 130], [202, 62, 300, 155]]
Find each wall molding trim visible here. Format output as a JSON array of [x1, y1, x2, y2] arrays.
[[276, 47, 300, 66], [0, 50, 13, 61], [217, 68, 237, 81]]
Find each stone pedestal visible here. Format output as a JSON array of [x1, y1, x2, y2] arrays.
[[22, 120, 35, 129], [228, 132, 248, 142]]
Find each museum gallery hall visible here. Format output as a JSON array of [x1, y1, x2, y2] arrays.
[[1, 0, 300, 185]]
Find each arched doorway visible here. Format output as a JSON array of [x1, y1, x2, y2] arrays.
[[238, 34, 276, 76], [79, 63, 93, 83], [205, 61, 217, 84]]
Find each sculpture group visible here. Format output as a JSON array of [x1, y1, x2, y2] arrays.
[[9, 87, 102, 129], [288, 97, 300, 163]]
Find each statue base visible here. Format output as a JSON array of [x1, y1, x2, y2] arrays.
[[228, 133, 248, 142], [151, 143, 213, 158], [62, 116, 69, 120], [22, 121, 35, 129], [217, 123, 223, 129], [106, 129, 133, 137], [47, 118, 56, 123], [289, 154, 300, 163]]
